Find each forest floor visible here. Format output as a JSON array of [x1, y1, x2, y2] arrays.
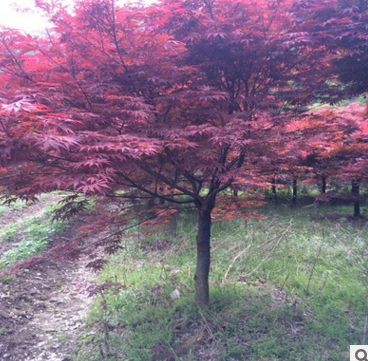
[[0, 197, 97, 361]]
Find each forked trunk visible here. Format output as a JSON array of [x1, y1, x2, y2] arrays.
[[352, 180, 361, 217], [195, 209, 212, 305]]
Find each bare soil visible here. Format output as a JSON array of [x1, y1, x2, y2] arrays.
[[0, 199, 97, 361]]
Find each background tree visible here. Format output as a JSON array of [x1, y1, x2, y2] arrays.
[[297, 0, 368, 96], [289, 100, 368, 216]]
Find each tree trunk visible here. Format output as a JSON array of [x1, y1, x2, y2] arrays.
[[292, 179, 297, 205], [147, 198, 155, 209], [352, 180, 361, 217], [195, 209, 212, 305], [159, 187, 165, 205], [321, 176, 327, 194], [271, 177, 277, 198], [165, 212, 177, 237]]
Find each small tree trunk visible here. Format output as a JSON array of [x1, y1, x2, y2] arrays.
[[271, 177, 277, 198], [195, 208, 212, 305], [321, 176, 327, 194], [159, 187, 165, 205], [352, 180, 361, 217], [166, 212, 177, 237], [147, 198, 155, 209], [292, 179, 297, 205]]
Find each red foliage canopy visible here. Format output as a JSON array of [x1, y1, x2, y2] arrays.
[[0, 0, 345, 303]]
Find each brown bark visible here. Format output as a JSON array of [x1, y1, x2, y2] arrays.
[[194, 209, 212, 305]]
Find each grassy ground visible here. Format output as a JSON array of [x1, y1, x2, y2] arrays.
[[0, 193, 94, 272], [73, 202, 368, 361], [0, 195, 68, 271]]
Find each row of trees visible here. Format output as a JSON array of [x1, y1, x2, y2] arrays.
[[283, 100, 368, 211], [0, 0, 367, 304]]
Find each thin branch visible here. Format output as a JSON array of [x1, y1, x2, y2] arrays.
[[116, 171, 195, 205], [136, 163, 202, 202]]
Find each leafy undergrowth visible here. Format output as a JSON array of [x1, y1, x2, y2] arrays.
[[74, 205, 367, 361]]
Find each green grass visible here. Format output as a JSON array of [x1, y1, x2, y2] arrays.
[[0, 199, 28, 217], [0, 194, 94, 271], [74, 205, 368, 361], [0, 203, 68, 270]]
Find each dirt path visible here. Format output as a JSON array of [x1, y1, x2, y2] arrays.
[[0, 200, 98, 361], [0, 198, 58, 230]]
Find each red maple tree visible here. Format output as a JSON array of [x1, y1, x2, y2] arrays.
[[0, 0, 338, 304]]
